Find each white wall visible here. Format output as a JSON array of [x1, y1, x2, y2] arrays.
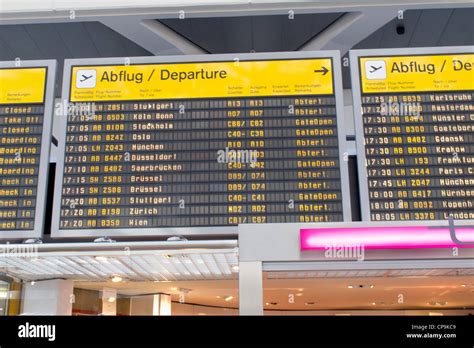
[[21, 279, 73, 315]]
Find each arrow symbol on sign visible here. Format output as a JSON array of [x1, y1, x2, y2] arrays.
[[314, 66, 329, 75]]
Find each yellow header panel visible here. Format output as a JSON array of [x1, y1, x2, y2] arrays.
[[70, 58, 333, 102], [0, 67, 47, 104], [360, 54, 474, 94]]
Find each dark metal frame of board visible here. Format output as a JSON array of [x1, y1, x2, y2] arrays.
[[349, 46, 474, 222], [0, 60, 56, 240], [52, 51, 351, 238]]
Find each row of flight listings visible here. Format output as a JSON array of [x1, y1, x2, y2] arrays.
[[0, 46, 472, 239]]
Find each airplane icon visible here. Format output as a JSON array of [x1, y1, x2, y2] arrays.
[[364, 60, 386, 80], [369, 65, 383, 73], [80, 74, 94, 82], [76, 69, 96, 88]]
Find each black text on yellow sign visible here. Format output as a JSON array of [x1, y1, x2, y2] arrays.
[[0, 68, 47, 104], [70, 58, 334, 102], [360, 54, 474, 93]]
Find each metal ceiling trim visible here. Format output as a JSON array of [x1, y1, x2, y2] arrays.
[[0, 240, 238, 253], [263, 259, 474, 272]]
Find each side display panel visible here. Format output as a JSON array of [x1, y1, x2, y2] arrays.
[[52, 52, 350, 238], [350, 47, 474, 221], [0, 61, 56, 239]]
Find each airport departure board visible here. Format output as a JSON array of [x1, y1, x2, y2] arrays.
[[351, 47, 474, 222], [0, 61, 55, 239], [52, 53, 350, 237]]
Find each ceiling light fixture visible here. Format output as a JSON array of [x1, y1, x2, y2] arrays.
[[167, 235, 188, 242], [428, 301, 448, 306], [111, 276, 122, 283]]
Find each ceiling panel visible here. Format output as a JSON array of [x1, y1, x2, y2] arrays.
[[0, 34, 17, 60], [55, 23, 101, 58], [408, 9, 453, 47], [353, 7, 474, 50], [438, 9, 474, 46], [0, 22, 152, 97], [379, 10, 422, 48], [160, 12, 345, 54], [119, 34, 153, 57], [342, 7, 474, 88], [25, 24, 72, 60], [0, 249, 239, 282], [0, 25, 43, 60], [84, 21, 128, 57]]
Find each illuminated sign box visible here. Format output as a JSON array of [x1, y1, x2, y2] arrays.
[[52, 52, 351, 238], [350, 46, 474, 222], [300, 222, 474, 250], [299, 220, 474, 251], [0, 60, 56, 239]]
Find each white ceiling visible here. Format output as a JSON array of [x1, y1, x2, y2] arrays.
[[0, 241, 239, 282]]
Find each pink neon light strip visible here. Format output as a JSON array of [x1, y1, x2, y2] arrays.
[[300, 226, 474, 250]]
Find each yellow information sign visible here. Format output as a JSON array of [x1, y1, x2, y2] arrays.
[[360, 54, 474, 93], [70, 58, 333, 102], [0, 67, 47, 104]]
